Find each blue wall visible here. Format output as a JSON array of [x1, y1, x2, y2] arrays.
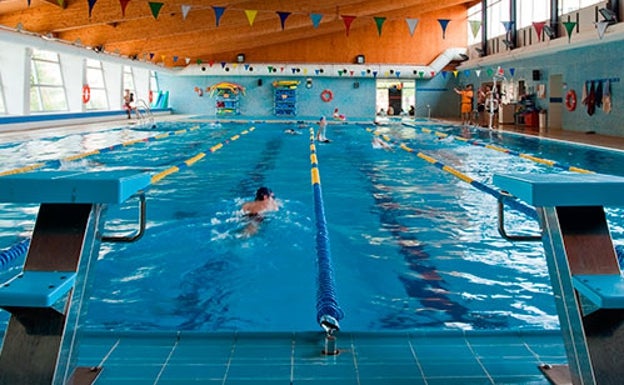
[[159, 74, 377, 120], [453, 38, 624, 136]]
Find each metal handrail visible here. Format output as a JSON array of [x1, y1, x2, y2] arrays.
[[497, 191, 542, 242], [101, 193, 146, 243]]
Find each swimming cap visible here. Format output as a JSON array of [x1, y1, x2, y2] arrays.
[[255, 187, 273, 200]]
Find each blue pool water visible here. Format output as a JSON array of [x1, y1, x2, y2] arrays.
[[1, 119, 623, 334]]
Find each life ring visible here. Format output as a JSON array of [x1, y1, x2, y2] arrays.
[[82, 84, 90, 104], [565, 89, 577, 111], [320, 89, 333, 102], [148, 90, 154, 103]]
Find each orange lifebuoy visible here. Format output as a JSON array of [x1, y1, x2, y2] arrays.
[[320, 89, 333, 102], [565, 89, 577, 111], [82, 84, 91, 104], [148, 90, 154, 103]]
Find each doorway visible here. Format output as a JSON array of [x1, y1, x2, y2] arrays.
[[376, 80, 415, 116]]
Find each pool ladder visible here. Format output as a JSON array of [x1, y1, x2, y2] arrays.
[[136, 99, 155, 128]]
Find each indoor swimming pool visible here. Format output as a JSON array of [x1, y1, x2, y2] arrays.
[[1, 118, 623, 335]]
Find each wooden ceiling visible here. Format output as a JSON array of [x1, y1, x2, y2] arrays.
[[0, 0, 479, 66]]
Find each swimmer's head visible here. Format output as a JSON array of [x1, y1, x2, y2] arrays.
[[255, 187, 274, 201]]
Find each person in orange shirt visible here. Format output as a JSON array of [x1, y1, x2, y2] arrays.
[[454, 84, 474, 125]]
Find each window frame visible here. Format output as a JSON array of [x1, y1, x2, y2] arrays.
[[29, 48, 68, 113]]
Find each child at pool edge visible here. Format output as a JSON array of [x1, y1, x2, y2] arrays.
[[316, 116, 330, 142], [241, 187, 279, 236]]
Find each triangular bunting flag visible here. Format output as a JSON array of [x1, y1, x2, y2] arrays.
[[501, 21, 514, 33], [277, 11, 291, 30], [596, 20, 610, 39], [509, 68, 515, 77], [438, 19, 450, 39], [181, 5, 191, 20], [361, 70, 366, 76], [374, 17, 386, 37], [463, 70, 470, 77], [395, 71, 401, 78], [149, 52, 155, 59], [173, 56, 178, 62], [442, 71, 448, 79], [486, 68, 493, 77], [148, 2, 164, 20], [244, 64, 250, 70], [532, 22, 545, 39], [119, 0, 130, 17], [420, 71, 425, 78], [88, 0, 97, 18], [341, 15, 356, 36], [310, 13, 323, 28], [430, 71, 435, 77], [245, 10, 257, 26], [452, 70, 458, 78], [562, 21, 576, 42], [497, 66, 504, 76], [196, 59, 202, 65], [268, 66, 273, 73], [475, 69, 481, 77], [160, 55, 166, 62], [469, 20, 481, 38], [406, 18, 419, 36], [220, 62, 226, 68], [212, 6, 225, 27], [280, 67, 284, 72], [372, 71, 378, 77], [185, 57, 191, 64], [350, 71, 354, 76]]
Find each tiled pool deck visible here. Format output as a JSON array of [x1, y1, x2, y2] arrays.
[[77, 329, 566, 384]]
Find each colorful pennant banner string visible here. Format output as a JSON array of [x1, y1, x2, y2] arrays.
[[310, 13, 323, 28], [469, 20, 481, 38], [374, 16, 386, 36], [342, 15, 356, 36], [563, 21, 577, 42], [532, 21, 545, 39], [406, 18, 419, 36], [245, 9, 257, 26], [212, 6, 225, 26], [438, 19, 450, 39], [181, 4, 191, 20], [148, 2, 163, 19], [277, 11, 291, 30], [119, 0, 130, 17]]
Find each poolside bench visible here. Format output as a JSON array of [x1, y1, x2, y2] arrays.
[[493, 173, 624, 385], [0, 170, 150, 385]]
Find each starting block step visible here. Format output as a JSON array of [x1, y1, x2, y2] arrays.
[[0, 271, 76, 308], [573, 274, 624, 309]]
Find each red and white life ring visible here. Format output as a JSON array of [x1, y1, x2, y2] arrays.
[[320, 89, 333, 102], [565, 89, 577, 111], [82, 84, 91, 104]]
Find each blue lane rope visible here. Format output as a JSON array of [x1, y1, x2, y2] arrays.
[[309, 128, 344, 333], [0, 238, 30, 269]]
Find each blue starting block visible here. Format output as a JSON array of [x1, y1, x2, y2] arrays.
[[0, 170, 150, 385], [0, 271, 76, 308], [494, 173, 624, 385], [0, 170, 151, 204]]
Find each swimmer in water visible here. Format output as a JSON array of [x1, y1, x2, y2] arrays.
[[241, 187, 278, 235]]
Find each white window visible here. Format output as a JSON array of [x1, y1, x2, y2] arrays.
[[122, 65, 136, 97], [517, 0, 550, 29], [559, 0, 604, 15], [486, 0, 510, 39], [30, 49, 68, 112], [85, 59, 108, 110]]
